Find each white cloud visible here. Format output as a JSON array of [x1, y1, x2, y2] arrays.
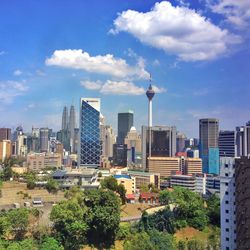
[[152, 85, 167, 93], [13, 69, 22, 76], [0, 51, 6, 56], [80, 79, 166, 96], [110, 1, 241, 61], [36, 69, 46, 76], [46, 49, 149, 79], [100, 80, 145, 95], [152, 59, 160, 66], [206, 0, 250, 29], [80, 80, 102, 90], [0, 80, 28, 104]]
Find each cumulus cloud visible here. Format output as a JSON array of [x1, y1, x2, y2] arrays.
[[46, 49, 149, 79], [36, 69, 46, 76], [80, 80, 102, 90], [0, 81, 28, 104], [100, 80, 145, 95], [110, 1, 241, 61], [206, 0, 250, 29], [80, 79, 166, 96], [152, 85, 167, 93], [13, 69, 22, 76]]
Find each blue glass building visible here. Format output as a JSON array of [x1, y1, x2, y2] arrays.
[[79, 98, 101, 168], [208, 147, 219, 174]]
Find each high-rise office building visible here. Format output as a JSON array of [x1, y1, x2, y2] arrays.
[[219, 130, 236, 157], [79, 98, 101, 168], [62, 106, 69, 131], [176, 133, 186, 152], [199, 118, 219, 174], [117, 111, 133, 144], [236, 122, 250, 157], [69, 105, 76, 152], [102, 125, 116, 158], [220, 157, 236, 250], [40, 128, 49, 152], [142, 125, 177, 169], [113, 143, 127, 167], [0, 128, 11, 141], [0, 140, 11, 161], [235, 156, 250, 249]]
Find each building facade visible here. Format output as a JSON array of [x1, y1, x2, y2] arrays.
[[148, 157, 180, 178], [0, 128, 11, 141], [142, 125, 177, 170], [117, 111, 134, 144], [219, 130, 236, 157], [220, 157, 236, 250], [0, 140, 11, 161], [199, 118, 219, 173], [79, 98, 101, 168], [39, 128, 49, 152], [235, 156, 250, 249], [236, 122, 250, 157]]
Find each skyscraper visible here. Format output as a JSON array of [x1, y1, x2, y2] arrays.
[[235, 156, 250, 248], [117, 111, 134, 144], [142, 125, 177, 169], [62, 106, 68, 131], [220, 157, 236, 250], [40, 128, 49, 152], [79, 98, 101, 168], [236, 121, 250, 157], [199, 118, 219, 174], [0, 128, 11, 141], [176, 133, 186, 152], [69, 105, 76, 152], [219, 130, 236, 157]]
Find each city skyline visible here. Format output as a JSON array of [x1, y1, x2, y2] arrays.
[[0, 0, 249, 137]]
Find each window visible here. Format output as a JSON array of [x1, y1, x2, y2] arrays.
[[226, 228, 229, 232], [225, 173, 229, 177], [225, 200, 229, 204], [225, 183, 229, 186], [226, 191, 229, 195], [226, 219, 229, 223], [225, 164, 228, 168], [226, 237, 229, 241], [226, 210, 229, 213]]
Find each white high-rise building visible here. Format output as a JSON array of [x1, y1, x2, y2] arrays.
[[69, 105, 76, 152], [220, 157, 236, 250]]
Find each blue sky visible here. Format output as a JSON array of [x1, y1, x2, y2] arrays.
[[0, 0, 249, 137]]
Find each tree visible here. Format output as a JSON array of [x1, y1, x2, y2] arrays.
[[7, 208, 29, 240], [46, 179, 59, 194], [124, 232, 154, 250], [177, 240, 186, 250], [187, 239, 205, 250], [117, 183, 126, 204], [101, 176, 126, 204], [39, 237, 63, 250], [159, 190, 172, 205], [50, 199, 88, 250], [148, 229, 175, 250], [101, 176, 118, 191], [206, 194, 220, 227], [85, 189, 120, 248]]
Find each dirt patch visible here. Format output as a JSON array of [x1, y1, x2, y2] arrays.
[[120, 203, 151, 218]]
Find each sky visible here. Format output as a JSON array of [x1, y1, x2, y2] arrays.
[[0, 0, 250, 138]]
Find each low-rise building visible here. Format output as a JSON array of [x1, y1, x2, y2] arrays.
[[148, 157, 180, 178], [53, 168, 99, 190], [114, 174, 134, 194], [127, 170, 160, 190], [170, 174, 196, 191], [184, 158, 202, 175], [27, 152, 62, 171]]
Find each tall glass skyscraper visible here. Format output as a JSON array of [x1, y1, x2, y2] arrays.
[[79, 98, 101, 168], [117, 111, 134, 144], [199, 118, 219, 174], [61, 106, 68, 131]]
